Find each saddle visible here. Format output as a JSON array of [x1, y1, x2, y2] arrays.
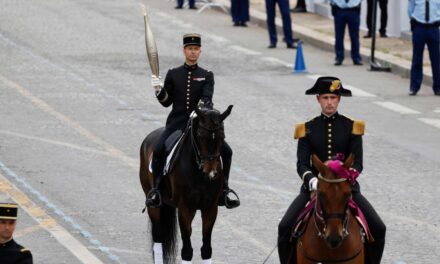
[[292, 198, 374, 243], [148, 129, 186, 176]]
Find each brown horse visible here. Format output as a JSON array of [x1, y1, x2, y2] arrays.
[[296, 154, 364, 264], [140, 105, 233, 264]]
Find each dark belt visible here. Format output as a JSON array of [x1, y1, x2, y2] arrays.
[[411, 19, 440, 28]]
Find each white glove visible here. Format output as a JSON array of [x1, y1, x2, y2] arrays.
[[151, 75, 163, 91], [308, 177, 318, 191]]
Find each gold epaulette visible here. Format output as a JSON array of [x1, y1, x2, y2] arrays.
[[20, 248, 30, 253], [294, 123, 306, 139], [352, 120, 365, 135]]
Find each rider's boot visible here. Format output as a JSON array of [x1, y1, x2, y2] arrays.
[[218, 158, 240, 209], [365, 239, 385, 264], [145, 156, 164, 208]]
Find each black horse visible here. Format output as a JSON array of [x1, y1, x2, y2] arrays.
[[140, 105, 233, 264]]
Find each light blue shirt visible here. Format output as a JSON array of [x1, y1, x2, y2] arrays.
[[408, 0, 440, 24], [330, 0, 363, 8]]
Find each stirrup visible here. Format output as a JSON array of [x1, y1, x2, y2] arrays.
[[145, 189, 162, 208], [224, 189, 240, 209]]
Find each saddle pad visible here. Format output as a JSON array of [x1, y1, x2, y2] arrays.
[[148, 133, 184, 175]]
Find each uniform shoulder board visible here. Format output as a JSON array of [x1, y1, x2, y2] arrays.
[[294, 123, 306, 139], [352, 120, 365, 135], [20, 248, 30, 253]]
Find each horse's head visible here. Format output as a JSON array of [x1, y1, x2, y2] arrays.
[[312, 154, 355, 249], [194, 105, 233, 179]]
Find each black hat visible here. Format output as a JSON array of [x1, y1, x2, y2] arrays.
[[183, 33, 201, 47], [0, 203, 18, 220], [306, 76, 352, 96]]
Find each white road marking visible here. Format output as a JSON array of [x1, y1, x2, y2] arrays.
[[373, 101, 421, 115], [418, 118, 440, 129], [261, 57, 293, 68], [0, 130, 113, 157], [230, 45, 262, 56], [344, 85, 376, 97], [0, 171, 106, 264], [0, 74, 138, 168]]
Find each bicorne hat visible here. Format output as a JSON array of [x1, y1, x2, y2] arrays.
[[183, 33, 201, 47], [0, 203, 18, 220], [306, 76, 352, 96]]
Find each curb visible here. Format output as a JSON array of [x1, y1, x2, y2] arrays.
[[212, 0, 433, 87]]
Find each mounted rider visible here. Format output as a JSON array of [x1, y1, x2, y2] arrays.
[[278, 76, 386, 264], [145, 33, 240, 209]]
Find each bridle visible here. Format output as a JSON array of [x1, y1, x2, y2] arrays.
[[190, 117, 223, 169], [314, 174, 350, 241], [297, 174, 363, 263]]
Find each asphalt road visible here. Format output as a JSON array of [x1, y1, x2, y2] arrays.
[[0, 0, 439, 263]]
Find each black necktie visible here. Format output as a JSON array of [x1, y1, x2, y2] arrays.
[[426, 0, 430, 22]]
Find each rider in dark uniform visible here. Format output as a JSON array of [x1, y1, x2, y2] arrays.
[[145, 33, 240, 209], [277, 77, 386, 264], [0, 203, 33, 264]]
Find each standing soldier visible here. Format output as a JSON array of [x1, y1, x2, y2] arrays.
[[408, 0, 440, 96], [231, 0, 250, 27], [277, 77, 386, 264], [330, 0, 363, 66], [265, 0, 296, 48], [0, 203, 33, 264], [175, 0, 197, 9], [364, 0, 388, 38], [145, 33, 240, 209]]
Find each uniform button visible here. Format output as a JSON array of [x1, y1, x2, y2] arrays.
[[188, 72, 192, 74], [328, 134, 332, 137], [328, 129, 332, 132], [188, 76, 191, 79], [328, 139, 331, 143], [328, 123, 332, 127], [187, 80, 190, 83], [328, 145, 331, 148], [328, 150, 331, 154], [328, 156, 332, 160]]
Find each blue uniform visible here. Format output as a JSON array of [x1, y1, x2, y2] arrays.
[[176, 0, 195, 8], [231, 0, 249, 23], [265, 0, 294, 46], [408, 0, 440, 94], [331, 0, 363, 63]]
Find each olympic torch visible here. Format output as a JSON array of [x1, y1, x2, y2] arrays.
[[143, 9, 159, 77]]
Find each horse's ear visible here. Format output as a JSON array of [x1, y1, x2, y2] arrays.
[[312, 154, 331, 176], [312, 154, 325, 174], [344, 154, 354, 169], [220, 105, 233, 121], [194, 107, 204, 120]]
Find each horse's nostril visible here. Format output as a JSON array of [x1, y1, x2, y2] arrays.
[[327, 236, 342, 248]]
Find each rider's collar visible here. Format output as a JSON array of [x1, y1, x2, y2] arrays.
[[184, 63, 198, 70], [320, 112, 338, 121]]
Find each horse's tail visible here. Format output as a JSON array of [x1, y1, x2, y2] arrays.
[[150, 204, 177, 264]]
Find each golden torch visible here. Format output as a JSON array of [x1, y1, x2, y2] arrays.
[[143, 9, 159, 77]]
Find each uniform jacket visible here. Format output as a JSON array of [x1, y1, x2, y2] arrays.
[[0, 239, 33, 264], [156, 63, 214, 130], [295, 112, 364, 192], [408, 0, 440, 24]]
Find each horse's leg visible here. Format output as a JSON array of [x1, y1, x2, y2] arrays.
[[200, 205, 218, 263], [148, 208, 164, 264], [178, 207, 196, 263]]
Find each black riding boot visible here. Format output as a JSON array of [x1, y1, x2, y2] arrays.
[[365, 239, 385, 264], [145, 156, 164, 208], [218, 158, 240, 209]]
